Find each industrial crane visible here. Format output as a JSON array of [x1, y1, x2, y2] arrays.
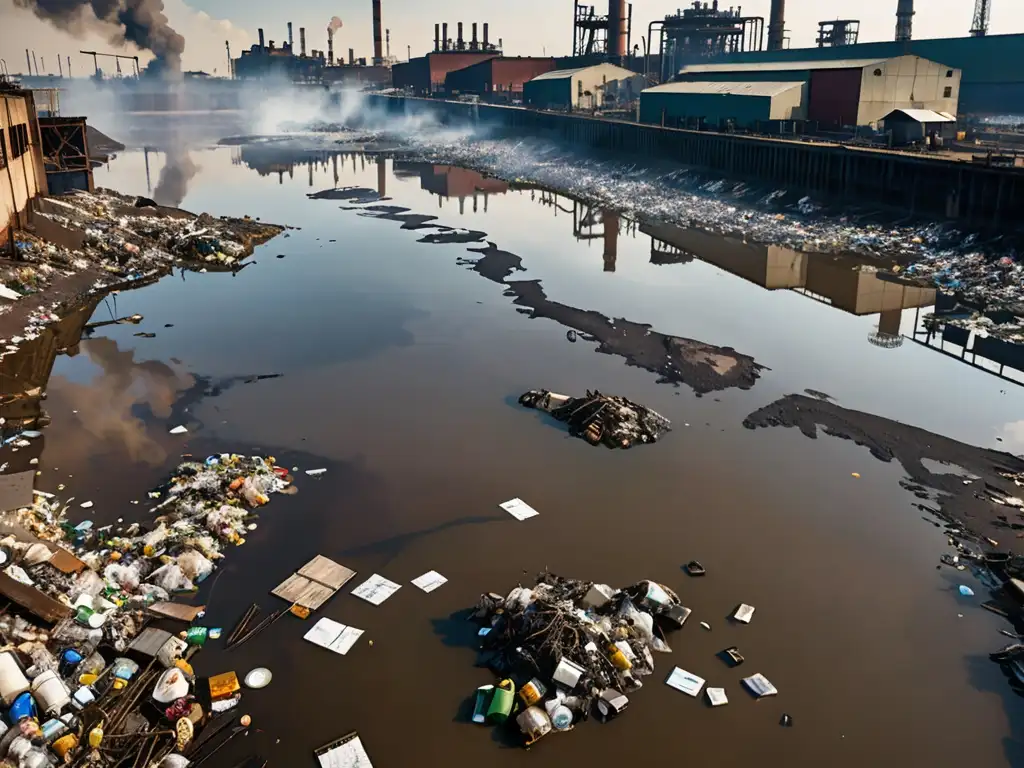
[[971, 0, 991, 37], [80, 50, 140, 78]]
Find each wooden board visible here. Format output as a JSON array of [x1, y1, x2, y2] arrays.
[[0, 572, 71, 623], [149, 601, 206, 622], [271, 574, 336, 610], [128, 627, 174, 658], [297, 556, 356, 591], [48, 548, 87, 574]]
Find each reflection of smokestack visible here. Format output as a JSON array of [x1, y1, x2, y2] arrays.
[[258, 28, 265, 50], [457, 22, 463, 50], [483, 23, 489, 49], [372, 0, 383, 65], [768, 0, 785, 51], [471, 23, 478, 50], [300, 28, 306, 57], [603, 212, 619, 272], [443, 23, 449, 50], [435, 23, 440, 51], [288, 22, 293, 50], [896, 0, 914, 41], [608, 0, 626, 58], [377, 159, 386, 197]]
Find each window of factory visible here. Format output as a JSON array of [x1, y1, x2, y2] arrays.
[[946, 70, 954, 78], [0, 133, 6, 170], [944, 87, 953, 98], [873, 68, 882, 76], [7, 124, 29, 159]]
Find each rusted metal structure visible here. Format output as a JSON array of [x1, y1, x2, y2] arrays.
[[817, 20, 860, 48], [649, 2, 764, 83], [573, 1, 632, 60], [38, 116, 94, 193]]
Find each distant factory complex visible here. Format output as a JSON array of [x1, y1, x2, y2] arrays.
[[10, 0, 1024, 137]]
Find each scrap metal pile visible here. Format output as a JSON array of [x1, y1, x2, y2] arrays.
[[518, 390, 671, 449], [468, 572, 688, 745], [0, 453, 291, 766]]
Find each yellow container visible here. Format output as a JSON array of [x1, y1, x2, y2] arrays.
[[52, 735, 77, 757], [518, 679, 546, 707], [88, 726, 104, 748], [608, 645, 632, 671]]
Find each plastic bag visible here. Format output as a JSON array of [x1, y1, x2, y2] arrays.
[[148, 564, 194, 593], [103, 563, 142, 591], [174, 550, 213, 583], [69, 569, 105, 601]]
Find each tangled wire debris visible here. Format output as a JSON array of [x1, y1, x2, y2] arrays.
[[518, 390, 671, 449]]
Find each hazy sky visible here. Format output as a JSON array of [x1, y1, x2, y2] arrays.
[[2, 0, 1023, 76]]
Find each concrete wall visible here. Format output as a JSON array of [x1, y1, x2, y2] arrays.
[[0, 92, 46, 249], [856, 56, 961, 126]]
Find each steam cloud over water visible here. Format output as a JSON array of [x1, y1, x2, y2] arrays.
[[153, 145, 197, 207], [14, 0, 185, 72]]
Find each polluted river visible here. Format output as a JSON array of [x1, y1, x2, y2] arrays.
[[7, 114, 1024, 767]]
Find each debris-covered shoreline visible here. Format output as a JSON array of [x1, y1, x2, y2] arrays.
[[1, 189, 283, 364]]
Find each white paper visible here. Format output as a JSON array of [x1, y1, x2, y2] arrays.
[[304, 618, 365, 656], [706, 687, 728, 706], [500, 498, 539, 521], [733, 604, 755, 624], [351, 574, 401, 605], [169, 425, 188, 435], [742, 673, 778, 698], [317, 734, 374, 768], [305, 468, 327, 476], [411, 570, 447, 593], [666, 667, 705, 697]]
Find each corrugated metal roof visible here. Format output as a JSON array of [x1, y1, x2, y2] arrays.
[[677, 58, 888, 74], [529, 64, 638, 81], [884, 108, 957, 123], [642, 81, 802, 97]]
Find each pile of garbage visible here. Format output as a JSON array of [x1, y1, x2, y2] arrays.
[[518, 390, 671, 449], [895, 250, 1024, 312], [468, 572, 688, 745], [0, 453, 291, 766]]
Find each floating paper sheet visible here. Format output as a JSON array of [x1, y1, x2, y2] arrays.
[[499, 498, 539, 521], [316, 731, 374, 768], [304, 618, 365, 656], [706, 687, 728, 706], [666, 667, 705, 697], [351, 574, 401, 605], [411, 571, 447, 593]]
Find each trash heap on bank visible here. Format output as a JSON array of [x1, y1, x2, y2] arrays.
[[518, 390, 671, 449], [468, 572, 689, 744], [0, 453, 291, 766]]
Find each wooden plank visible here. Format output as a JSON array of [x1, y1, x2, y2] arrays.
[[271, 574, 336, 610], [128, 627, 173, 658], [0, 572, 71, 623], [149, 601, 206, 622], [297, 556, 356, 590], [48, 548, 87, 574]]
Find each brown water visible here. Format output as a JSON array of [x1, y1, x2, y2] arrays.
[[19, 147, 1024, 766]]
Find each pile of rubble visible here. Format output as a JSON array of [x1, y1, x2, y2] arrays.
[[518, 390, 671, 449], [0, 453, 292, 766], [468, 572, 690, 744]]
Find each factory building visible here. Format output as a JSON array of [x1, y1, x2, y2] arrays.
[[393, 21, 501, 96], [523, 63, 643, 111], [881, 108, 957, 146], [444, 57, 555, 102], [1, 89, 47, 250], [669, 55, 960, 128], [639, 81, 805, 130]]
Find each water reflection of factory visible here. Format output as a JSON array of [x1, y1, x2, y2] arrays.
[[233, 146, 377, 187], [393, 162, 509, 213]]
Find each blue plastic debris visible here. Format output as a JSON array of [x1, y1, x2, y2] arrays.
[[958, 585, 975, 597]]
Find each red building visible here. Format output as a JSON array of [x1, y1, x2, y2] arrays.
[[445, 57, 556, 102], [392, 52, 498, 95]]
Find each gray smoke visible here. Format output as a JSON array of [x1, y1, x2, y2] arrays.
[[153, 146, 197, 207], [14, 0, 185, 72]]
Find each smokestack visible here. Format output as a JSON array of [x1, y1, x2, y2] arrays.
[[768, 0, 785, 51], [32, 52, 38, 76], [226, 40, 232, 78], [258, 28, 265, 51], [328, 34, 334, 66], [483, 23, 489, 49], [443, 23, 449, 51], [372, 0, 383, 65], [288, 22, 293, 50], [349, 48, 354, 65], [435, 23, 440, 51], [457, 22, 464, 50], [386, 28, 391, 60], [300, 28, 306, 57], [25, 49, 31, 76], [608, 0, 626, 58], [472, 23, 478, 50], [58, 56, 63, 77], [67, 56, 71, 77], [896, 0, 914, 42]]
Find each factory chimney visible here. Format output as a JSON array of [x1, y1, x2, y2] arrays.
[[607, 0, 626, 58], [288, 22, 293, 50], [768, 0, 786, 51], [349, 48, 355, 65], [457, 22, 464, 50], [25, 49, 30, 76], [300, 28, 307, 57], [483, 23, 490, 49], [435, 24, 441, 52], [895, 0, 914, 42], [328, 36, 334, 66], [471, 23, 478, 50], [258, 28, 265, 51], [442, 23, 449, 51], [372, 0, 384, 65]]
